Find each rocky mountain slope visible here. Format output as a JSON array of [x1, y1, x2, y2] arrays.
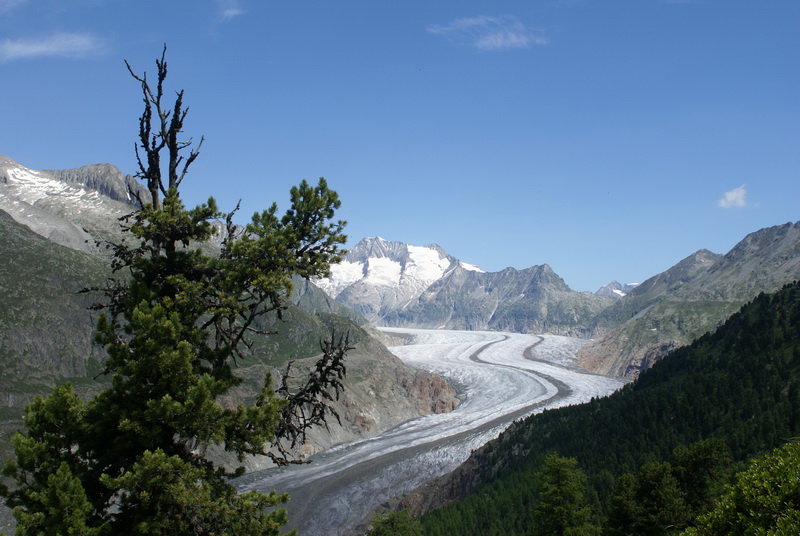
[[316, 237, 614, 335], [0, 156, 458, 465], [0, 155, 149, 252], [594, 280, 639, 298], [578, 221, 800, 377], [6, 153, 799, 443], [314, 237, 481, 321]]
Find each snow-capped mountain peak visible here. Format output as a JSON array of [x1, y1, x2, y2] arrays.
[[2, 157, 97, 206], [316, 237, 472, 299], [594, 280, 640, 298], [315, 237, 612, 332]]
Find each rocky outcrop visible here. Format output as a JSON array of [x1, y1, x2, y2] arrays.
[[43, 163, 148, 206], [399, 369, 460, 415]]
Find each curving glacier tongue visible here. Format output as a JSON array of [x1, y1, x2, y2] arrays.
[[236, 328, 624, 536]]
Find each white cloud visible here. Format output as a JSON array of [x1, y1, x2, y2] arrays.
[[0, 33, 105, 62], [718, 185, 747, 208], [427, 15, 548, 51], [217, 0, 244, 21], [221, 8, 243, 20]]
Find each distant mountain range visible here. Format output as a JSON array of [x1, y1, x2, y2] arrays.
[[595, 280, 639, 298], [315, 237, 615, 334], [3, 153, 800, 386], [318, 226, 800, 378]]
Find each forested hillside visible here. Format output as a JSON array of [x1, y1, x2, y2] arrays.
[[419, 280, 800, 535]]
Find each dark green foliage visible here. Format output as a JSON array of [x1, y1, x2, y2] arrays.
[[683, 442, 800, 536], [367, 510, 423, 536], [603, 439, 735, 534], [422, 281, 800, 535], [606, 462, 691, 535], [100, 450, 291, 535], [1, 48, 349, 535], [530, 453, 599, 536], [670, 438, 733, 517]]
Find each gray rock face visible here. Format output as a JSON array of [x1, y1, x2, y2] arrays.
[[43, 163, 149, 206], [315, 237, 470, 322], [317, 237, 614, 335], [579, 222, 800, 377]]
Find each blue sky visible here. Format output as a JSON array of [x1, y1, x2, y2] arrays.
[[1, 0, 798, 291]]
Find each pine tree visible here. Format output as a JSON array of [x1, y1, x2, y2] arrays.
[[366, 510, 423, 536], [0, 46, 349, 535], [606, 462, 691, 536], [670, 438, 732, 518], [530, 453, 599, 536]]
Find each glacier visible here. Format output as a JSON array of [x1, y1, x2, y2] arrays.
[[237, 328, 624, 535]]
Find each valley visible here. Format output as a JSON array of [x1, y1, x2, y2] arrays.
[[2, 154, 799, 534], [236, 328, 624, 535]]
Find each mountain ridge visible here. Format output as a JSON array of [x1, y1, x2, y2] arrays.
[[595, 280, 639, 298], [578, 221, 800, 377], [317, 237, 614, 334], [5, 154, 800, 384], [0, 154, 145, 252]]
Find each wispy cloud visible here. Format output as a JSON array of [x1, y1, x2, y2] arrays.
[[217, 0, 244, 21], [718, 185, 747, 208], [0, 33, 105, 62], [427, 15, 548, 51], [0, 0, 27, 15]]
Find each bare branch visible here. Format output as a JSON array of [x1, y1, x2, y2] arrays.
[[267, 331, 352, 465]]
